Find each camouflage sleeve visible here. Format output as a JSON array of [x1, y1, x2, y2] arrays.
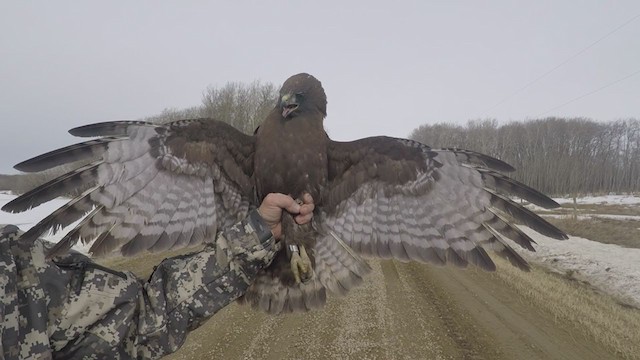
[[134, 209, 279, 358], [0, 210, 278, 360]]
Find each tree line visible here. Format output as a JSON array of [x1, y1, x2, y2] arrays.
[[410, 117, 640, 196]]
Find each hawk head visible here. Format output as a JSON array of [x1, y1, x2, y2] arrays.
[[279, 73, 327, 119]]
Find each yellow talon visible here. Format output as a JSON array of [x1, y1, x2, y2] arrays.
[[290, 245, 313, 283]]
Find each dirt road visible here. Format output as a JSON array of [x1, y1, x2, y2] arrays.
[[164, 259, 617, 360]]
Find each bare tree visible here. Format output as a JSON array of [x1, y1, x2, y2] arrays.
[[201, 80, 277, 134]]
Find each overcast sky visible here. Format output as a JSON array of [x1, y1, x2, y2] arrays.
[[1, 1, 639, 173]]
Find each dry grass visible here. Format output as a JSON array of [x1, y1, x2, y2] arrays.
[[534, 201, 640, 249], [538, 204, 640, 248], [494, 257, 640, 360], [540, 203, 640, 216], [574, 203, 640, 216], [546, 217, 640, 249]]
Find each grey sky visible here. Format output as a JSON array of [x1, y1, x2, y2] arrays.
[[1, 1, 639, 173]]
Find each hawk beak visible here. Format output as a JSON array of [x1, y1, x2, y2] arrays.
[[281, 94, 298, 118]]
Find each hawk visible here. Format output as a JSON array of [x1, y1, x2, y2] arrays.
[[3, 73, 566, 314]]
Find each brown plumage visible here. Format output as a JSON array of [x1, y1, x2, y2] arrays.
[[3, 73, 567, 314], [253, 74, 329, 285]]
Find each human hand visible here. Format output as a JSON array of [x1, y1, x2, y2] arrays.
[[257, 193, 314, 239]]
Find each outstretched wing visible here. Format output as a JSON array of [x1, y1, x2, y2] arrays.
[[323, 136, 567, 272], [2, 119, 255, 258]]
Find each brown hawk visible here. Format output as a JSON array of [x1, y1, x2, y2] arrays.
[[3, 73, 567, 314]]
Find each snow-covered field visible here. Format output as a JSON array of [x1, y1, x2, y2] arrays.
[[1, 192, 638, 307], [552, 194, 640, 206], [518, 227, 640, 308], [542, 214, 640, 221]]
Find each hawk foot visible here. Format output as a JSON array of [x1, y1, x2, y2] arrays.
[[290, 245, 313, 284]]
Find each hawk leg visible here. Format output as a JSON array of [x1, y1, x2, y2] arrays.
[[290, 244, 313, 284], [282, 208, 314, 284]]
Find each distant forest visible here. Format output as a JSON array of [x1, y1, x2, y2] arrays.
[[1, 79, 638, 197], [411, 118, 640, 195]]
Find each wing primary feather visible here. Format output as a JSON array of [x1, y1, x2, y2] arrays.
[[485, 207, 537, 251], [437, 148, 515, 172], [466, 246, 496, 271], [480, 169, 560, 209], [88, 221, 121, 257], [69, 121, 154, 137], [45, 205, 105, 259], [7, 129, 165, 214], [19, 186, 99, 242], [2, 162, 102, 213], [487, 189, 568, 240], [13, 138, 124, 173], [444, 247, 468, 268], [482, 224, 531, 271]]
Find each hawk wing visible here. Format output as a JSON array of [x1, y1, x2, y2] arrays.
[[3, 119, 255, 257], [322, 136, 567, 272], [240, 136, 566, 314]]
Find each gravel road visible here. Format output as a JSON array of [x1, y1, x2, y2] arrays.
[[165, 259, 614, 360]]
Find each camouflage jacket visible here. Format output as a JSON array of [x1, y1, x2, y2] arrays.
[[0, 210, 278, 360]]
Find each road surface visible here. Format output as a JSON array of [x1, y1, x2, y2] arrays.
[[165, 259, 615, 360]]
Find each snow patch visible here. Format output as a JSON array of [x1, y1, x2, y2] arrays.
[[518, 226, 640, 308]]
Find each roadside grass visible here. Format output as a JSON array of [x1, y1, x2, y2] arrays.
[[531, 201, 640, 249], [546, 217, 640, 249], [494, 257, 640, 360], [573, 203, 640, 216], [537, 203, 640, 216]]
